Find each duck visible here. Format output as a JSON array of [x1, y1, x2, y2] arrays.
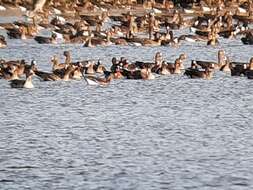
[[9, 68, 34, 89], [0, 35, 7, 48], [34, 33, 57, 44]]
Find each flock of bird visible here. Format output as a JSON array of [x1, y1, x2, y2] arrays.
[[1, 0, 253, 88], [0, 0, 253, 47], [1, 49, 253, 89]]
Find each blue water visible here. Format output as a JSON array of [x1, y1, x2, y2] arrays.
[[0, 16, 253, 190]]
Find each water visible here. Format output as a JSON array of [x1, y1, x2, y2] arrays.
[[1, 21, 253, 189]]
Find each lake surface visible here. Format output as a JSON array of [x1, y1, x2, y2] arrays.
[[1, 18, 253, 190]]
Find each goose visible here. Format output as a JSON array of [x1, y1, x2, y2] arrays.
[[16, 60, 26, 77], [83, 36, 94, 47], [51, 56, 67, 71], [72, 66, 83, 80], [207, 36, 219, 46], [13, 20, 38, 36], [114, 38, 128, 46], [1, 65, 19, 80], [141, 67, 155, 80], [241, 32, 253, 45], [246, 70, 253, 79], [35, 70, 61, 81], [94, 60, 107, 74], [7, 26, 27, 39], [161, 31, 180, 47], [0, 35, 7, 48], [157, 62, 171, 75], [34, 33, 57, 44], [178, 34, 208, 42], [142, 38, 162, 47], [245, 59, 253, 78], [235, 58, 253, 78], [85, 74, 113, 86], [112, 67, 124, 79], [50, 63, 76, 81], [0, 23, 16, 30], [10, 68, 34, 89], [217, 49, 226, 68], [85, 61, 96, 74], [122, 67, 155, 80], [192, 60, 217, 70], [184, 67, 214, 80], [83, 31, 112, 47], [173, 59, 182, 74], [63, 51, 71, 65], [230, 62, 248, 76], [220, 59, 231, 73], [178, 53, 187, 70]]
